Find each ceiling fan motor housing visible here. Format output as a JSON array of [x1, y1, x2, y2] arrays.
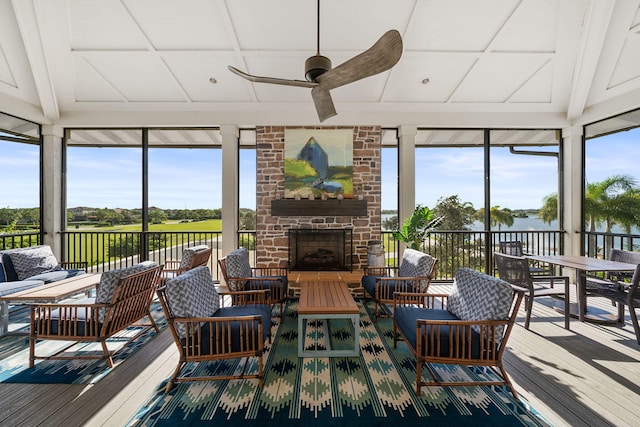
[[305, 54, 332, 82]]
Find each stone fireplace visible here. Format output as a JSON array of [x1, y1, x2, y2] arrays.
[[288, 228, 352, 271], [255, 126, 382, 270]]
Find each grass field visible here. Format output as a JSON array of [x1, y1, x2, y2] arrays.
[[67, 220, 224, 265]]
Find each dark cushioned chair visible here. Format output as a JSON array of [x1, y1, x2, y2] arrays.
[[218, 247, 288, 317], [362, 248, 436, 322], [494, 252, 570, 330], [157, 265, 272, 392], [393, 268, 524, 397]]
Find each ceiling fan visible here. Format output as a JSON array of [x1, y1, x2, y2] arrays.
[[228, 1, 403, 122]]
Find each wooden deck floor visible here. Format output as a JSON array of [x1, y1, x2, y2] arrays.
[[0, 283, 638, 426]]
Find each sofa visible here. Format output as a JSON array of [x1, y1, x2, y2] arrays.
[[0, 245, 87, 297]]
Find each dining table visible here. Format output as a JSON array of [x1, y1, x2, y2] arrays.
[[526, 255, 636, 323]]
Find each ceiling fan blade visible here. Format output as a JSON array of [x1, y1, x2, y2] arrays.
[[311, 86, 337, 122], [316, 29, 403, 90], [228, 66, 318, 88]]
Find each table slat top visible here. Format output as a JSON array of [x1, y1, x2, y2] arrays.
[[0, 273, 101, 303], [298, 281, 359, 315], [526, 255, 637, 272]]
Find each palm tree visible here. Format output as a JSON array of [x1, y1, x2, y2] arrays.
[[476, 206, 515, 230], [539, 175, 639, 255]]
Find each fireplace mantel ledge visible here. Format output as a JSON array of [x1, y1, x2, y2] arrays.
[[271, 199, 367, 216]]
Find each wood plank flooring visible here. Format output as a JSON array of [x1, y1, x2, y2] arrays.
[[1, 280, 639, 426]]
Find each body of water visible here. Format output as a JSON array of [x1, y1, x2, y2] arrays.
[[382, 214, 639, 234]]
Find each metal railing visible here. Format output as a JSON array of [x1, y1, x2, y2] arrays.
[[583, 231, 640, 258], [381, 229, 563, 281], [7, 229, 565, 282], [0, 231, 41, 250], [62, 230, 224, 281]]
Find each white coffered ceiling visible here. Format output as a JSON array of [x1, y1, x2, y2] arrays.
[[1, 0, 640, 128]]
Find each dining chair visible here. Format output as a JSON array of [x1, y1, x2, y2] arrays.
[[494, 252, 570, 330], [498, 241, 549, 275]]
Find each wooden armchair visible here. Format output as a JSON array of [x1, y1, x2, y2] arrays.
[[160, 245, 211, 284], [157, 265, 272, 393], [218, 247, 288, 317], [393, 268, 524, 397], [29, 262, 162, 368], [362, 248, 437, 321]]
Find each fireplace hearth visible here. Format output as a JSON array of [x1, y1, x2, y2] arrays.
[[288, 228, 352, 271]]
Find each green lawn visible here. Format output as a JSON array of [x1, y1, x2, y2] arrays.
[[68, 220, 223, 265]]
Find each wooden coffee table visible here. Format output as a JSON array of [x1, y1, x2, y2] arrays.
[[297, 281, 360, 357], [0, 273, 101, 336]]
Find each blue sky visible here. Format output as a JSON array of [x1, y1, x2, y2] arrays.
[[1, 128, 638, 211]]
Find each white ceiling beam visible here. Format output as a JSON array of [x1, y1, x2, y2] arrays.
[[11, 0, 59, 121], [566, 0, 615, 121]]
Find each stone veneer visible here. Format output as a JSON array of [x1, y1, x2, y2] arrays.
[[256, 125, 381, 270]]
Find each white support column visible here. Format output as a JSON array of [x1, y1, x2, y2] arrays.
[[221, 125, 239, 257], [562, 126, 583, 256], [41, 125, 64, 258], [397, 125, 417, 226], [398, 125, 417, 257]]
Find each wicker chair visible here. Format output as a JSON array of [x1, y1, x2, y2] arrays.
[[362, 248, 437, 322], [586, 249, 640, 344], [157, 266, 272, 392], [494, 252, 570, 330], [393, 268, 524, 397], [160, 245, 212, 284], [29, 262, 162, 368], [498, 241, 549, 275], [218, 247, 288, 318]]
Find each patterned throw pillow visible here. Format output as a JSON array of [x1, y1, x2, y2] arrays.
[[8, 246, 62, 281], [398, 249, 434, 291], [178, 245, 210, 270], [165, 266, 220, 338], [96, 261, 158, 322], [447, 268, 514, 341], [225, 247, 253, 287]]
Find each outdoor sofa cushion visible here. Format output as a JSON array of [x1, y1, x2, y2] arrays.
[[0, 245, 85, 284], [0, 280, 45, 297]]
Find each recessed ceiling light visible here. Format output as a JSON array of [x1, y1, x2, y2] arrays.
[[421, 77, 430, 85], [209, 77, 217, 84]]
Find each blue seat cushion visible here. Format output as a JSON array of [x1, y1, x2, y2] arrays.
[[182, 304, 272, 353], [250, 275, 288, 296], [395, 305, 483, 359], [0, 280, 45, 297], [362, 276, 416, 298], [46, 297, 99, 335]]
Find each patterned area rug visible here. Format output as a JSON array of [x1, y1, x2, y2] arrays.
[[128, 301, 550, 426], [0, 303, 165, 384]]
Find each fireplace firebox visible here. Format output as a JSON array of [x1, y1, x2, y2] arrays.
[[288, 228, 352, 271]]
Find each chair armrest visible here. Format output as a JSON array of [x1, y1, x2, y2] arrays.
[[416, 317, 510, 360], [374, 276, 431, 300], [394, 291, 449, 309], [364, 266, 397, 276], [162, 259, 182, 273], [219, 289, 270, 306], [30, 302, 108, 337], [59, 261, 88, 271], [251, 267, 288, 276]]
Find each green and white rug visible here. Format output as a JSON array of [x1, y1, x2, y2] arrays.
[[128, 301, 550, 426]]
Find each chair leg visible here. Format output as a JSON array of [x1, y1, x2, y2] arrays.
[[165, 361, 186, 393], [29, 336, 36, 368], [628, 305, 640, 345], [101, 339, 114, 368], [524, 294, 534, 330]]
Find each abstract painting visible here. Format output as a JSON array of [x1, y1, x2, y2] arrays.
[[284, 128, 353, 199]]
